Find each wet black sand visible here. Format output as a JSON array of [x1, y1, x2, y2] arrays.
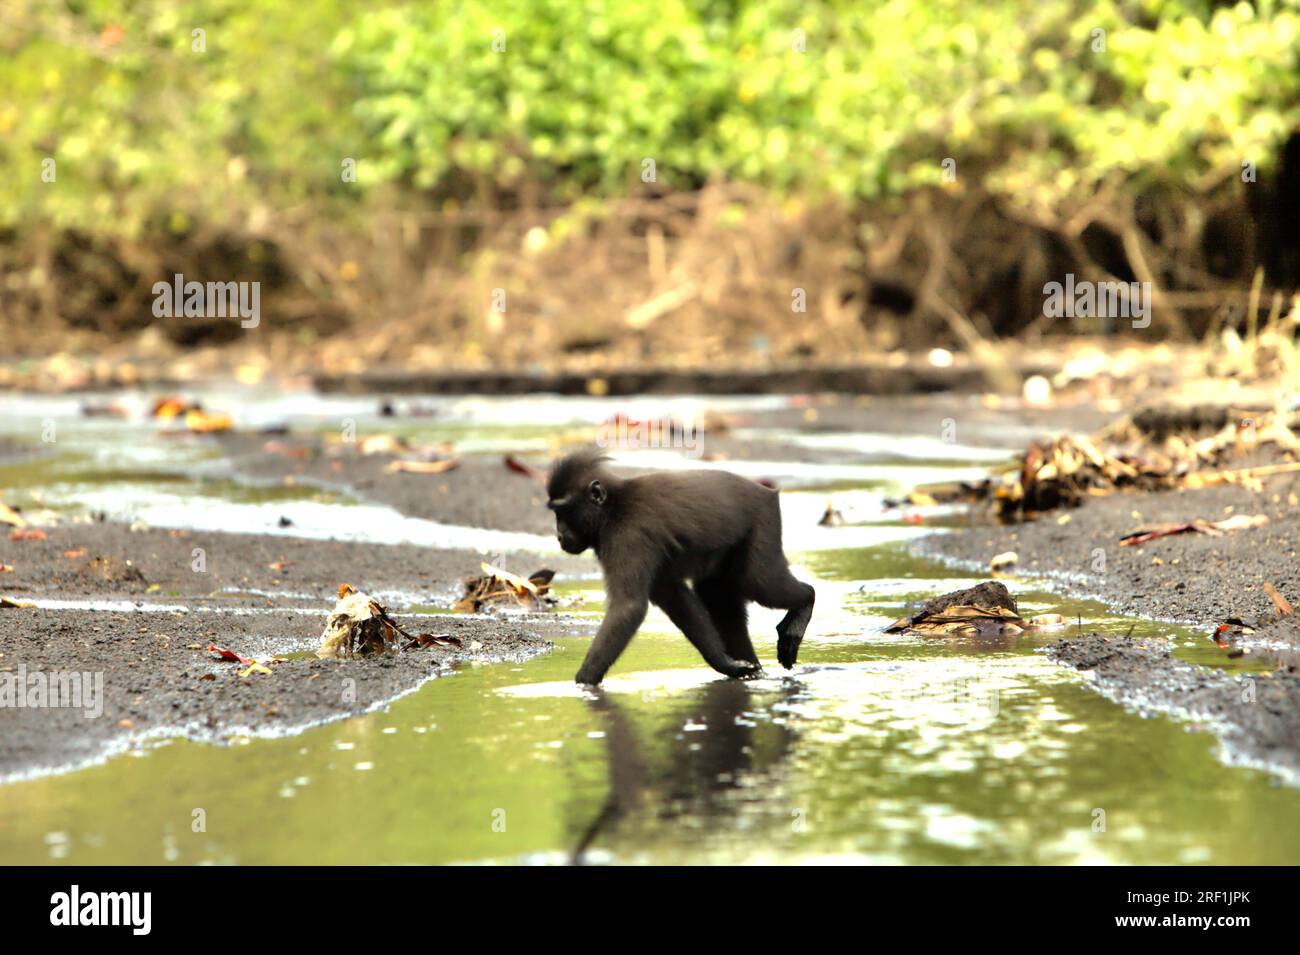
[[0, 605, 585, 781]]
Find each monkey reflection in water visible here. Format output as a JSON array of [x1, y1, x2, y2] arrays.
[[570, 681, 800, 863], [546, 449, 816, 685]]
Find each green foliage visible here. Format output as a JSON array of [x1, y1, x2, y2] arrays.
[[2, 0, 1298, 235], [0, 0, 359, 236]]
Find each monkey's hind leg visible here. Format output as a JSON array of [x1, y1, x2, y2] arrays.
[[653, 580, 760, 679], [696, 580, 759, 666], [752, 571, 815, 670]]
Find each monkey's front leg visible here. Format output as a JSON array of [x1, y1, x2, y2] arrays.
[[575, 595, 649, 685], [652, 581, 761, 679]]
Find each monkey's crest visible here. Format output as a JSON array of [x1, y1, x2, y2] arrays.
[[547, 447, 612, 502]]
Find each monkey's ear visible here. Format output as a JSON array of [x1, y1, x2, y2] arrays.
[[587, 479, 607, 506]]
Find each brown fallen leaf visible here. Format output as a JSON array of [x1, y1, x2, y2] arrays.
[[207, 644, 254, 664], [504, 455, 545, 480], [62, 549, 87, 559], [1182, 461, 1300, 489], [402, 633, 465, 651], [386, 457, 460, 474], [184, 409, 233, 433], [1263, 582, 1294, 617], [358, 434, 408, 455], [1120, 513, 1268, 546], [9, 528, 46, 542], [263, 440, 313, 459], [151, 396, 190, 419]]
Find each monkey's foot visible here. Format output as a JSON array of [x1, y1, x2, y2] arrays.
[[777, 631, 804, 669], [721, 658, 762, 680]]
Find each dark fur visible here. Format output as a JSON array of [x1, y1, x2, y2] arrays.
[[547, 449, 815, 685]]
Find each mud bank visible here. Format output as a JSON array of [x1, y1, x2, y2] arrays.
[[0, 605, 585, 782], [213, 432, 556, 536], [0, 520, 588, 607], [1048, 633, 1300, 783], [0, 513, 595, 780]]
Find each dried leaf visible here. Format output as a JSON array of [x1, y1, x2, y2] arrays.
[[504, 455, 545, 480], [481, 561, 538, 595], [1263, 582, 1294, 617], [1121, 513, 1267, 546], [403, 633, 464, 650], [207, 644, 253, 664], [386, 457, 460, 474], [185, 409, 233, 433]]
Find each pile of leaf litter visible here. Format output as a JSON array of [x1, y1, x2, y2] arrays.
[[892, 403, 1300, 522], [885, 581, 1066, 637], [314, 564, 557, 659], [317, 583, 463, 659], [453, 563, 556, 614]]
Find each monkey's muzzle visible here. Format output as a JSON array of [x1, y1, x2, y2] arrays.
[[558, 533, 586, 555]]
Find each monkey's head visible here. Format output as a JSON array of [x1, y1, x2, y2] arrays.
[[546, 448, 615, 555]]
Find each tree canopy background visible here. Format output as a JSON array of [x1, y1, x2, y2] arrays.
[[1, 0, 1297, 373]]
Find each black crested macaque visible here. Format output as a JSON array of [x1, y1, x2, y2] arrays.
[[547, 449, 815, 685]]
